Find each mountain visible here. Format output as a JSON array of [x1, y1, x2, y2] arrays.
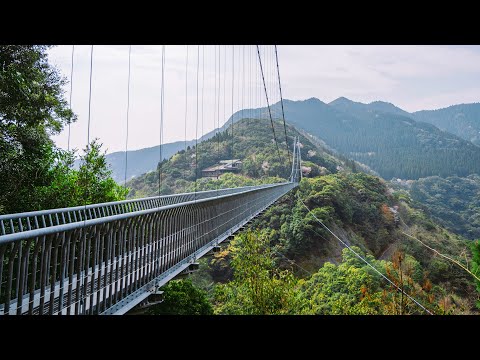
[[367, 100, 412, 117], [93, 141, 193, 183], [329, 97, 411, 118], [100, 113, 249, 183], [103, 98, 480, 183], [122, 108, 478, 314], [412, 103, 480, 146], [330, 98, 480, 147], [268, 97, 480, 180], [126, 117, 344, 198]]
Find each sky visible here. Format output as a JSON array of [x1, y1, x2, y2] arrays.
[[47, 45, 480, 154]]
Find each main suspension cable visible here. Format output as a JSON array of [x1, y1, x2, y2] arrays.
[[256, 45, 282, 164], [274, 45, 292, 169]]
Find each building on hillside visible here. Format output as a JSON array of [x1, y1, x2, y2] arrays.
[[202, 159, 242, 178]]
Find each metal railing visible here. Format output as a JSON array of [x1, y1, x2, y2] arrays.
[[0, 182, 297, 315], [0, 184, 280, 236]]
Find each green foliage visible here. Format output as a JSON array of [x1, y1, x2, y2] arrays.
[[472, 240, 480, 308], [274, 97, 480, 180], [127, 118, 341, 198], [186, 173, 284, 192], [255, 172, 396, 258], [0, 45, 76, 214], [0, 45, 75, 134], [214, 230, 307, 314], [0, 46, 126, 214], [409, 175, 480, 240], [300, 247, 384, 314], [33, 139, 128, 209], [147, 279, 213, 315], [245, 170, 476, 312], [76, 140, 128, 204], [413, 103, 480, 146]]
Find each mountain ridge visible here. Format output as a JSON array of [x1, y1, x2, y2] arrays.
[[103, 97, 480, 182]]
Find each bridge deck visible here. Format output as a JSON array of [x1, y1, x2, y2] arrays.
[[0, 182, 297, 315]]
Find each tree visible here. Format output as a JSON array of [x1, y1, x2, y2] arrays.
[[472, 240, 480, 309], [0, 45, 75, 214], [76, 139, 128, 205], [147, 279, 213, 315], [382, 250, 437, 315], [214, 230, 306, 314], [300, 247, 384, 315], [0, 46, 126, 214], [34, 139, 128, 209]]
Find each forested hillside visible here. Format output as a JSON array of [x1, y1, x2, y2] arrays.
[[93, 140, 192, 183], [279, 98, 480, 180], [130, 116, 480, 315], [413, 103, 480, 146], [126, 118, 344, 198], [405, 175, 480, 240], [329, 96, 411, 118], [104, 98, 480, 183], [178, 172, 479, 315]]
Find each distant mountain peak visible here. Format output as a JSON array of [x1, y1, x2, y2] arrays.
[[303, 97, 325, 104], [329, 97, 378, 110], [369, 100, 394, 106], [329, 96, 355, 105]]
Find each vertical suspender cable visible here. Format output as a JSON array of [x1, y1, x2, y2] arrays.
[[80, 44, 94, 314], [249, 45, 252, 119], [256, 45, 259, 117], [242, 45, 245, 123], [237, 45, 241, 125], [159, 45, 165, 196], [231, 45, 234, 165], [256, 45, 282, 164], [217, 46, 221, 158], [85, 45, 94, 202], [183, 45, 189, 189], [298, 137, 302, 181], [274, 45, 292, 170], [195, 45, 200, 198], [67, 45, 75, 151], [290, 136, 296, 181], [201, 46, 205, 143], [214, 46, 218, 195], [217, 46, 221, 191], [124, 45, 132, 188], [222, 45, 226, 138]]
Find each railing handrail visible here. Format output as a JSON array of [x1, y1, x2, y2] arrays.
[[0, 183, 278, 221], [0, 182, 293, 245]]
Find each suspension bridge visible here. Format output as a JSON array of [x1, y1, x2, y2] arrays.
[[0, 45, 303, 315]]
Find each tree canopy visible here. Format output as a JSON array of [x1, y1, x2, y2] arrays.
[[147, 279, 213, 315], [0, 45, 125, 214]]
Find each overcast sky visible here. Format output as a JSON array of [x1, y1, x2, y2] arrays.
[[48, 45, 480, 154]]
